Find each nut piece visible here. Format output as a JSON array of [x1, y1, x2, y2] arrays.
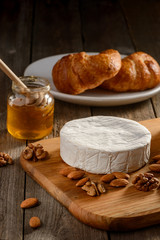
[[3, 153, 13, 164], [0, 152, 13, 167], [100, 173, 115, 183], [35, 148, 48, 160], [76, 177, 90, 187], [82, 184, 91, 192], [81, 181, 106, 197], [112, 172, 130, 179], [132, 172, 159, 191], [0, 158, 7, 166], [87, 186, 97, 197], [22, 143, 48, 161], [149, 164, 160, 172], [152, 154, 160, 161], [91, 181, 100, 196], [59, 167, 76, 177], [22, 147, 34, 160], [110, 179, 129, 187], [20, 198, 39, 209], [29, 216, 41, 228], [97, 183, 106, 193], [85, 181, 92, 186], [67, 170, 85, 180]]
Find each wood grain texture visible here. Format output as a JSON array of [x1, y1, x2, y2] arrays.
[[23, 0, 106, 239], [1, 0, 159, 239], [0, 0, 33, 239], [92, 100, 155, 122], [80, 0, 134, 54], [119, 0, 160, 120], [20, 118, 160, 232], [110, 0, 160, 238]]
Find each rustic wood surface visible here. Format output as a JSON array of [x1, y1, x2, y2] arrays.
[[1, 0, 160, 239], [19, 118, 160, 232]]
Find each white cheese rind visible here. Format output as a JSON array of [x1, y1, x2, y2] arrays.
[[60, 116, 151, 174]]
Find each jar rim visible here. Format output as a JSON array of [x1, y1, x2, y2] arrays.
[[12, 76, 51, 93]]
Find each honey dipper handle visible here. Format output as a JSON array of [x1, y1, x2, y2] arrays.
[[0, 59, 30, 92]]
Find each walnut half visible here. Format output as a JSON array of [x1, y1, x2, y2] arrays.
[[132, 172, 159, 191], [0, 152, 13, 167], [22, 144, 48, 161]]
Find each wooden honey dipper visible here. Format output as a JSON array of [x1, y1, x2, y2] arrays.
[[0, 59, 45, 106], [0, 59, 30, 92]]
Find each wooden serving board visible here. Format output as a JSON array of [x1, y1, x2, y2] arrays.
[[20, 118, 160, 231]]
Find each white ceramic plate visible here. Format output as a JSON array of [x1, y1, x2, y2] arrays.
[[24, 53, 160, 106]]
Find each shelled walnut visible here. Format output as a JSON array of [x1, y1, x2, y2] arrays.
[[0, 152, 13, 167], [132, 173, 159, 191], [22, 143, 48, 161]]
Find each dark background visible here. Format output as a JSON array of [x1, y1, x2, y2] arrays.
[[1, 0, 160, 239]]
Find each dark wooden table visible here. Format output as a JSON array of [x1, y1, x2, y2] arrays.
[[1, 0, 160, 239]]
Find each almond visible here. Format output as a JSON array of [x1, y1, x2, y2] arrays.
[[67, 170, 85, 180], [29, 216, 41, 228], [82, 184, 90, 192], [110, 179, 129, 187], [76, 177, 90, 187], [87, 186, 97, 197], [59, 167, 76, 176], [100, 173, 115, 183], [20, 198, 38, 209], [149, 164, 160, 172], [97, 183, 106, 193], [152, 154, 160, 161], [112, 172, 130, 179], [85, 181, 91, 186], [91, 181, 100, 196]]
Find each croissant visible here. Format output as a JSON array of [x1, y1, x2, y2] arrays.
[[52, 49, 121, 94], [100, 52, 160, 92]]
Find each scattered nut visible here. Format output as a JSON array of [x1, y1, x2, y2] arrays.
[[59, 167, 76, 177], [35, 148, 48, 160], [0, 158, 7, 167], [67, 170, 85, 180], [100, 173, 115, 183], [87, 186, 97, 197], [132, 172, 159, 191], [91, 181, 100, 196], [82, 184, 91, 192], [110, 179, 129, 187], [20, 198, 39, 209], [76, 177, 90, 187], [29, 216, 41, 228], [27, 143, 36, 150], [22, 144, 48, 161], [81, 180, 106, 197], [112, 172, 130, 180], [23, 147, 34, 160], [0, 152, 13, 167], [85, 181, 92, 186], [97, 183, 106, 193], [152, 154, 160, 161], [149, 164, 160, 172]]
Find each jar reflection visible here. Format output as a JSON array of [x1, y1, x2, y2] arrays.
[[7, 76, 54, 140]]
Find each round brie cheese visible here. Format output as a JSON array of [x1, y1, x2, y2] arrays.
[[60, 116, 151, 174]]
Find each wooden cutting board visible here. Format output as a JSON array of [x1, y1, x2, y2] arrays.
[[20, 118, 160, 231]]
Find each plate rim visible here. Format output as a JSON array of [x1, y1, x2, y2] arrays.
[[24, 53, 160, 106]]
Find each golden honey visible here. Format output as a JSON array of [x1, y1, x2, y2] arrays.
[[7, 76, 54, 140]]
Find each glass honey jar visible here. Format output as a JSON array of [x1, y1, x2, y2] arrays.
[[7, 76, 54, 140]]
